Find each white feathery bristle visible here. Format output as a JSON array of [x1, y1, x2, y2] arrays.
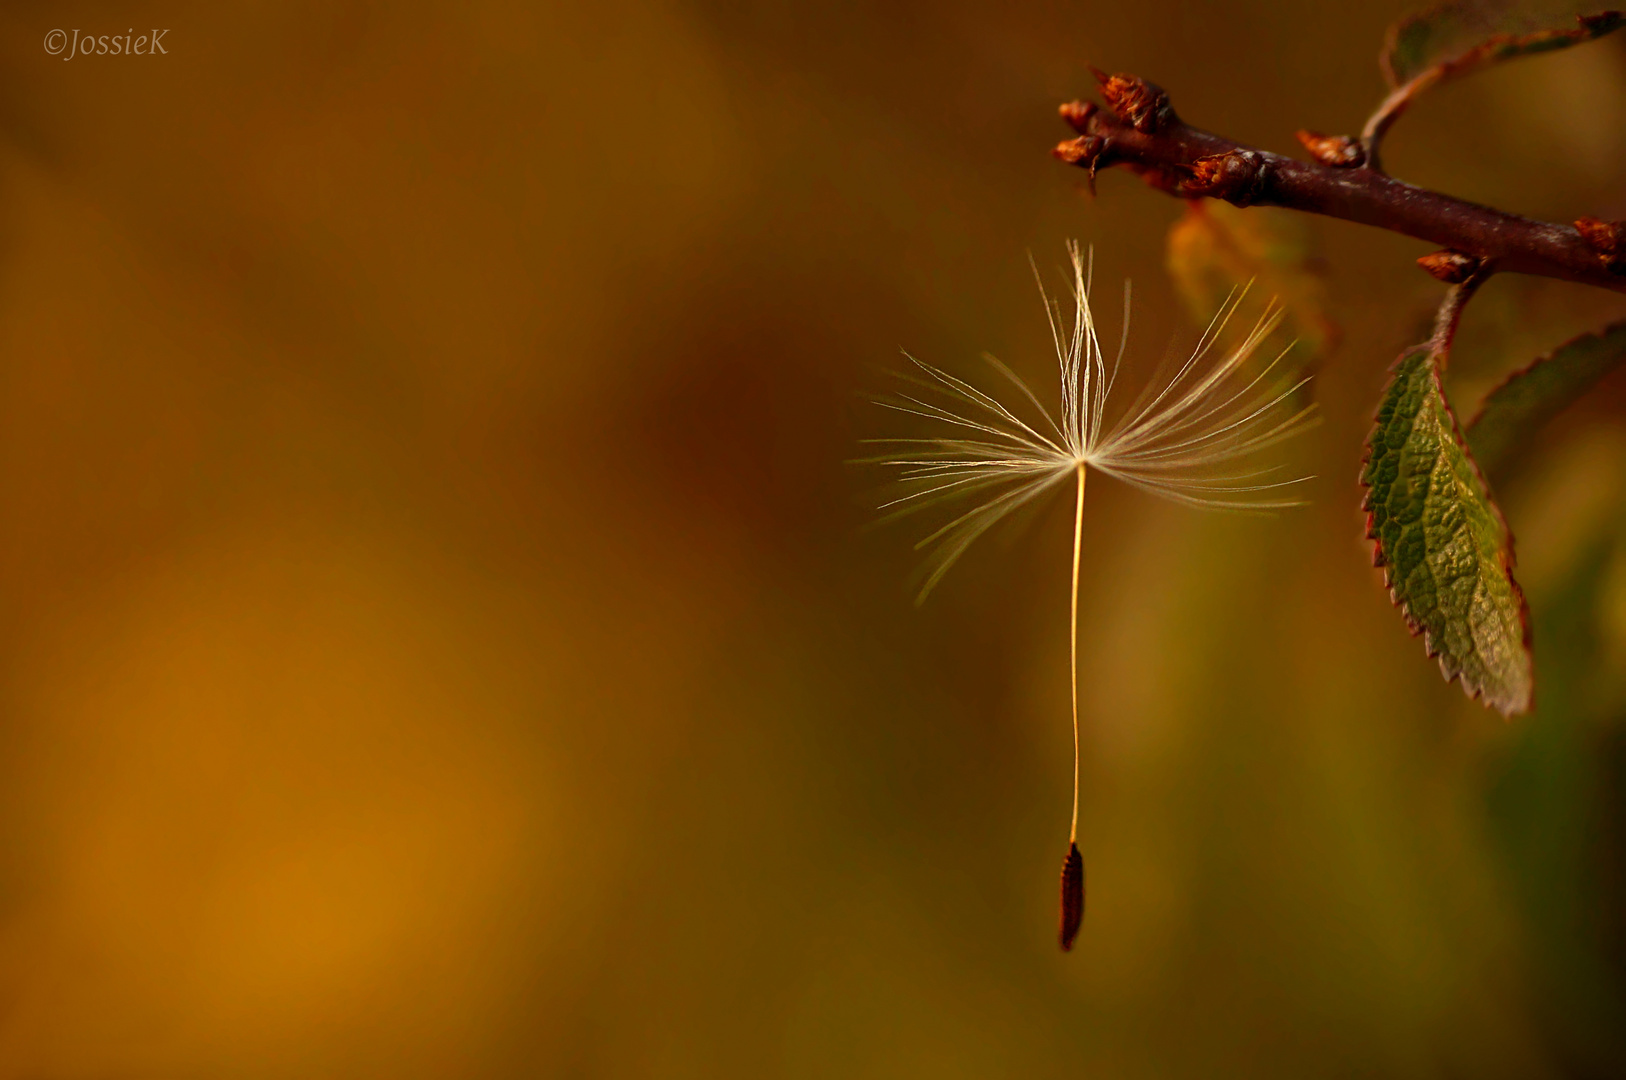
[[869, 243, 1318, 599]]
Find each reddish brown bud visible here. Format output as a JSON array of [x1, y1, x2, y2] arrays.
[[1057, 132, 1113, 170], [1089, 68, 1172, 133], [1058, 842, 1085, 951], [1294, 129, 1366, 168], [1417, 250, 1484, 283], [1054, 134, 1111, 194], [1186, 150, 1270, 206], [1053, 135, 1101, 166], [1059, 99, 1097, 133], [1575, 216, 1625, 273]]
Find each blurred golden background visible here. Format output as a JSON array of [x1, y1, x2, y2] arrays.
[[0, 1, 1623, 1075]]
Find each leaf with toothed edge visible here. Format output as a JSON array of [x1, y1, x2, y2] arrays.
[[1382, 3, 1623, 88], [1362, 346, 1533, 715], [1467, 320, 1626, 480]]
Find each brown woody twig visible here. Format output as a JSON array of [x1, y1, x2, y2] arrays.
[[1053, 72, 1626, 296]]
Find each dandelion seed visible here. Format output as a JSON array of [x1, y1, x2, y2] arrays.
[[1059, 841, 1085, 951], [869, 243, 1318, 950]]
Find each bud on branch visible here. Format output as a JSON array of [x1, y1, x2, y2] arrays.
[[1054, 73, 1626, 295]]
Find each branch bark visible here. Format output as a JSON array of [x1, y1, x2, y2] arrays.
[[1053, 74, 1626, 296]]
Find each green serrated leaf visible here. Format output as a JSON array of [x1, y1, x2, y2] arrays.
[[1467, 320, 1626, 479], [1382, 2, 1623, 88], [1362, 346, 1533, 715], [1166, 201, 1337, 359]]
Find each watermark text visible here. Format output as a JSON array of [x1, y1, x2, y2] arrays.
[[44, 29, 169, 60]]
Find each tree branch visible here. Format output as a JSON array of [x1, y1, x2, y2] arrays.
[[1053, 73, 1626, 296]]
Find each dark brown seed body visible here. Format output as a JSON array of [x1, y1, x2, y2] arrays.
[[1058, 842, 1085, 951]]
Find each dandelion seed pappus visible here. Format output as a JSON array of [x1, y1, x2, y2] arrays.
[[868, 243, 1318, 950]]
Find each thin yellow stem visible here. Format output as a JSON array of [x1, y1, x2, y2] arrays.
[[1069, 462, 1086, 845]]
